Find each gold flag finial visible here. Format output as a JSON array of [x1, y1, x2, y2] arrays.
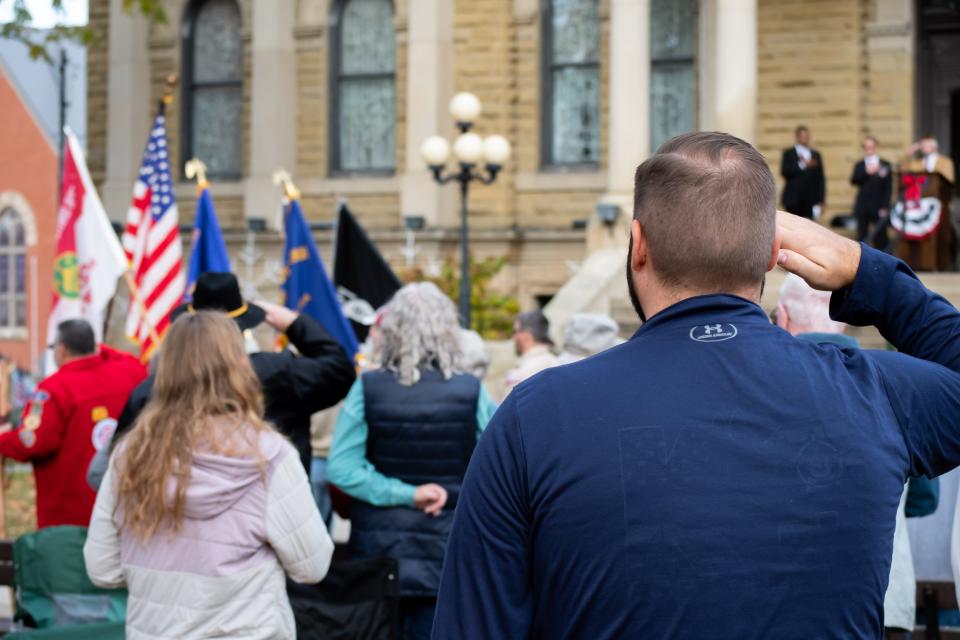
[[272, 168, 301, 202], [185, 158, 209, 194], [161, 74, 178, 106]]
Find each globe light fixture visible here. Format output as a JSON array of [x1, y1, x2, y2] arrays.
[[420, 94, 511, 329], [453, 133, 484, 165], [482, 135, 512, 167], [449, 92, 482, 126], [420, 135, 451, 168]]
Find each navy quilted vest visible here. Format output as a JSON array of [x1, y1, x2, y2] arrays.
[[349, 368, 479, 597]]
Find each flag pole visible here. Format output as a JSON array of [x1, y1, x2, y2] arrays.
[[124, 271, 162, 347], [125, 75, 177, 354]]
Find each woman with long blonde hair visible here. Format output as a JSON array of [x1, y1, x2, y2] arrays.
[[84, 311, 332, 639]]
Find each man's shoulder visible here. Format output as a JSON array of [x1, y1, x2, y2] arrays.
[[100, 346, 146, 379], [511, 342, 631, 407], [250, 349, 287, 369], [33, 375, 62, 398]]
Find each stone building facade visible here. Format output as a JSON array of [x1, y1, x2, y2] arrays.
[[85, 0, 936, 317]]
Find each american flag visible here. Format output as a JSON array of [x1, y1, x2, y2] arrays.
[[122, 112, 185, 360]]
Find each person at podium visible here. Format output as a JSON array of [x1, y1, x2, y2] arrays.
[[901, 134, 955, 183]]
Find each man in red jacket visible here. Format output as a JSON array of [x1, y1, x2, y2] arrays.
[[0, 319, 146, 528]]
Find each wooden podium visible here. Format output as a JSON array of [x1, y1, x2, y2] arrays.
[[894, 171, 954, 271]]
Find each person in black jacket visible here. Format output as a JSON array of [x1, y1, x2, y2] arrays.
[[88, 272, 355, 488], [781, 125, 826, 219], [850, 135, 893, 249]]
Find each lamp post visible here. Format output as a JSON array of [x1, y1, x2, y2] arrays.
[[420, 92, 511, 329]]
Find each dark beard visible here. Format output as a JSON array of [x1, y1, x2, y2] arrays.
[[626, 233, 646, 323]]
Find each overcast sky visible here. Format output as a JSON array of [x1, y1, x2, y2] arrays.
[[0, 0, 88, 28]]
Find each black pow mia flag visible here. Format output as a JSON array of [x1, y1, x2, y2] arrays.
[[333, 202, 402, 343]]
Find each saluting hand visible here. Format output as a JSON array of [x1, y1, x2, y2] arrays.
[[776, 210, 862, 291], [255, 300, 299, 332]]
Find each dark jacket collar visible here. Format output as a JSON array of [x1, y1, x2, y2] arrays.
[[631, 294, 770, 340]]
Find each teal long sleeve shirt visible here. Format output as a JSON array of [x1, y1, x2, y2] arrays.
[[327, 377, 497, 507]]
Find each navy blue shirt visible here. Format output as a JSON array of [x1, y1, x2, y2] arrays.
[[433, 247, 960, 639]]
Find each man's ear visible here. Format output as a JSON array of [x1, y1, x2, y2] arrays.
[[631, 220, 648, 271], [775, 303, 789, 330], [766, 225, 782, 273]]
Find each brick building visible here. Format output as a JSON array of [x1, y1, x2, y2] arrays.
[[85, 0, 947, 326], [0, 38, 86, 371]]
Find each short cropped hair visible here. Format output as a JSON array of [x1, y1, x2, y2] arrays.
[[515, 310, 553, 345], [632, 131, 777, 292], [56, 319, 96, 356], [778, 274, 845, 333], [863, 135, 878, 146], [795, 125, 808, 137]]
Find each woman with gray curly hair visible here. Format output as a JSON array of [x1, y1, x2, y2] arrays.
[[328, 282, 497, 639]]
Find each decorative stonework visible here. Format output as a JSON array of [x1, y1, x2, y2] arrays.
[[0, 192, 38, 247]]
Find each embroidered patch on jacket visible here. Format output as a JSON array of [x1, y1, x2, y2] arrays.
[[91, 418, 117, 451], [23, 415, 40, 431], [91, 406, 109, 423], [19, 429, 36, 448]]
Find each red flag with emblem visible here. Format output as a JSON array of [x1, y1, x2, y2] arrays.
[[44, 128, 127, 374]]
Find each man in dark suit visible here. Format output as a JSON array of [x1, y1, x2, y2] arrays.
[[850, 135, 893, 249], [781, 125, 826, 219]]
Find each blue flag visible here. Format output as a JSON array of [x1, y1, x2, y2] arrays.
[[185, 188, 231, 301], [282, 198, 359, 358]]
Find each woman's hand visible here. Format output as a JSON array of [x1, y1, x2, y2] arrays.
[[414, 483, 448, 516]]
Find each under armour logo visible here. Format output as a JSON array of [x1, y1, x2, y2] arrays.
[[689, 323, 738, 343]]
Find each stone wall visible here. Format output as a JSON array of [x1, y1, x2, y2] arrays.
[[863, 0, 915, 157], [757, 0, 868, 219], [757, 0, 914, 219]]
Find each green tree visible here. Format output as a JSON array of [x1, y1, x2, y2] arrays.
[[1, 0, 165, 62]]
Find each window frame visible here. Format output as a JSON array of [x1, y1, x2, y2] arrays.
[[181, 0, 244, 182], [649, 0, 698, 152], [328, 0, 397, 177], [0, 208, 27, 332], [540, 0, 602, 171]]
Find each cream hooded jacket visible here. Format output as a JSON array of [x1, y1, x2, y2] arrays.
[[84, 427, 332, 639]]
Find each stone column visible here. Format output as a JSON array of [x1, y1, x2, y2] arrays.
[[399, 0, 456, 228], [594, 0, 650, 251], [100, 0, 151, 223], [865, 0, 914, 150], [699, 0, 757, 143], [244, 0, 297, 225]]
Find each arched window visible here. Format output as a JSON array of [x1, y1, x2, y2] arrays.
[[542, 0, 600, 168], [650, 0, 697, 151], [183, 0, 243, 179], [330, 0, 396, 174], [0, 208, 27, 330]]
